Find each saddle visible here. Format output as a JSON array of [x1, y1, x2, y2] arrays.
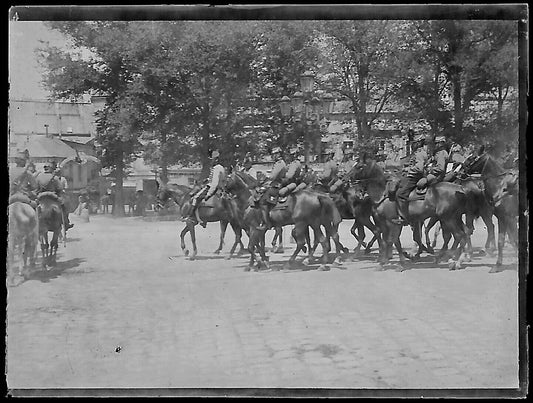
[[272, 196, 290, 211]]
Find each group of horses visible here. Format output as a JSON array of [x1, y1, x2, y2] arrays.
[[7, 191, 66, 286], [155, 152, 519, 273]]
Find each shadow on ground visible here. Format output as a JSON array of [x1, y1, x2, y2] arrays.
[[24, 258, 87, 283]]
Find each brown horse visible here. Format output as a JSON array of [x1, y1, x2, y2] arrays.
[[343, 157, 389, 253], [155, 183, 245, 260], [227, 171, 344, 270], [37, 192, 65, 268], [385, 177, 470, 269], [461, 153, 518, 269], [8, 200, 39, 285]]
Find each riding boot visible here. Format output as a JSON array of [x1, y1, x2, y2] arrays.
[[257, 206, 271, 231], [392, 200, 409, 226], [62, 205, 74, 230]]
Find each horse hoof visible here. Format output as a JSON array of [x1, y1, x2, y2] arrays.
[[489, 267, 502, 274], [448, 261, 457, 270], [302, 258, 310, 265], [478, 249, 487, 256], [274, 247, 284, 254], [244, 266, 252, 272], [225, 256, 232, 260], [342, 247, 349, 254], [184, 250, 190, 257], [376, 264, 387, 271], [317, 265, 330, 271], [213, 250, 221, 255], [364, 248, 372, 255]]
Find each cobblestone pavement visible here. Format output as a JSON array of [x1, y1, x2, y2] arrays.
[[6, 214, 519, 390]]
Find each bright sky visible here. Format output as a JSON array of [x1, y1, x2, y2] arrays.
[[9, 21, 69, 100]]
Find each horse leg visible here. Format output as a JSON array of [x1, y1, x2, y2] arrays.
[[286, 222, 307, 269], [445, 216, 468, 270], [246, 229, 258, 271], [188, 222, 198, 260], [359, 215, 383, 258], [227, 222, 243, 259], [50, 231, 60, 266], [424, 216, 439, 254], [482, 210, 496, 255], [435, 224, 453, 264], [214, 221, 228, 254], [273, 227, 284, 253], [495, 217, 507, 268], [313, 225, 330, 271], [180, 225, 190, 257]]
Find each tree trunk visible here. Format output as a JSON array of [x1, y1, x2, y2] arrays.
[[451, 73, 463, 135], [497, 86, 504, 125], [113, 149, 126, 217], [159, 165, 169, 185]]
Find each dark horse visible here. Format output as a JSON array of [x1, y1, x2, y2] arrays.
[[461, 153, 518, 269], [342, 157, 389, 254], [37, 192, 65, 268], [155, 182, 246, 260], [226, 171, 344, 270], [385, 176, 470, 270]]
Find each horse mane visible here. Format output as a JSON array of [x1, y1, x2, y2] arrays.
[[37, 191, 60, 202], [234, 171, 258, 189]]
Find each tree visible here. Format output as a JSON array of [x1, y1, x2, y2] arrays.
[[409, 20, 518, 142], [317, 20, 406, 140], [39, 21, 149, 216]]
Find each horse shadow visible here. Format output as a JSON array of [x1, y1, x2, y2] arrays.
[[24, 258, 87, 283]]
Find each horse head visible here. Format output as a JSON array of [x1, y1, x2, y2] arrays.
[[462, 152, 504, 177], [493, 173, 518, 207]]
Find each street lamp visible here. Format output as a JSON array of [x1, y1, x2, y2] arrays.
[[279, 71, 334, 164]]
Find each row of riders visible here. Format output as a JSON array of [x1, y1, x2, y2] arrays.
[[8, 152, 75, 281], [155, 134, 518, 272]]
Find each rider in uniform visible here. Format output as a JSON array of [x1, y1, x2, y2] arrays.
[[35, 162, 74, 231], [9, 151, 38, 203], [393, 134, 428, 225], [319, 149, 338, 188], [188, 150, 226, 227], [426, 135, 449, 184], [281, 147, 303, 189], [255, 146, 287, 230]]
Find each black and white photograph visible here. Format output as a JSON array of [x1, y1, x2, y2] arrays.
[[6, 5, 528, 398]]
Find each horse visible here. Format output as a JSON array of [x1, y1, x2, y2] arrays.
[[341, 156, 388, 254], [461, 153, 518, 269], [7, 200, 39, 285], [226, 171, 344, 270], [37, 192, 65, 268], [385, 177, 470, 269], [155, 182, 246, 260]]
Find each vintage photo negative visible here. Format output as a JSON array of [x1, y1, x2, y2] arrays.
[[6, 5, 528, 398]]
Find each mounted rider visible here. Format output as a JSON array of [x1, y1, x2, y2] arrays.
[[34, 161, 74, 231], [329, 150, 359, 193], [424, 135, 449, 185], [9, 150, 38, 206], [393, 134, 428, 225], [254, 146, 287, 230], [188, 149, 226, 228], [242, 153, 258, 180], [279, 147, 306, 195], [318, 149, 339, 189]]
